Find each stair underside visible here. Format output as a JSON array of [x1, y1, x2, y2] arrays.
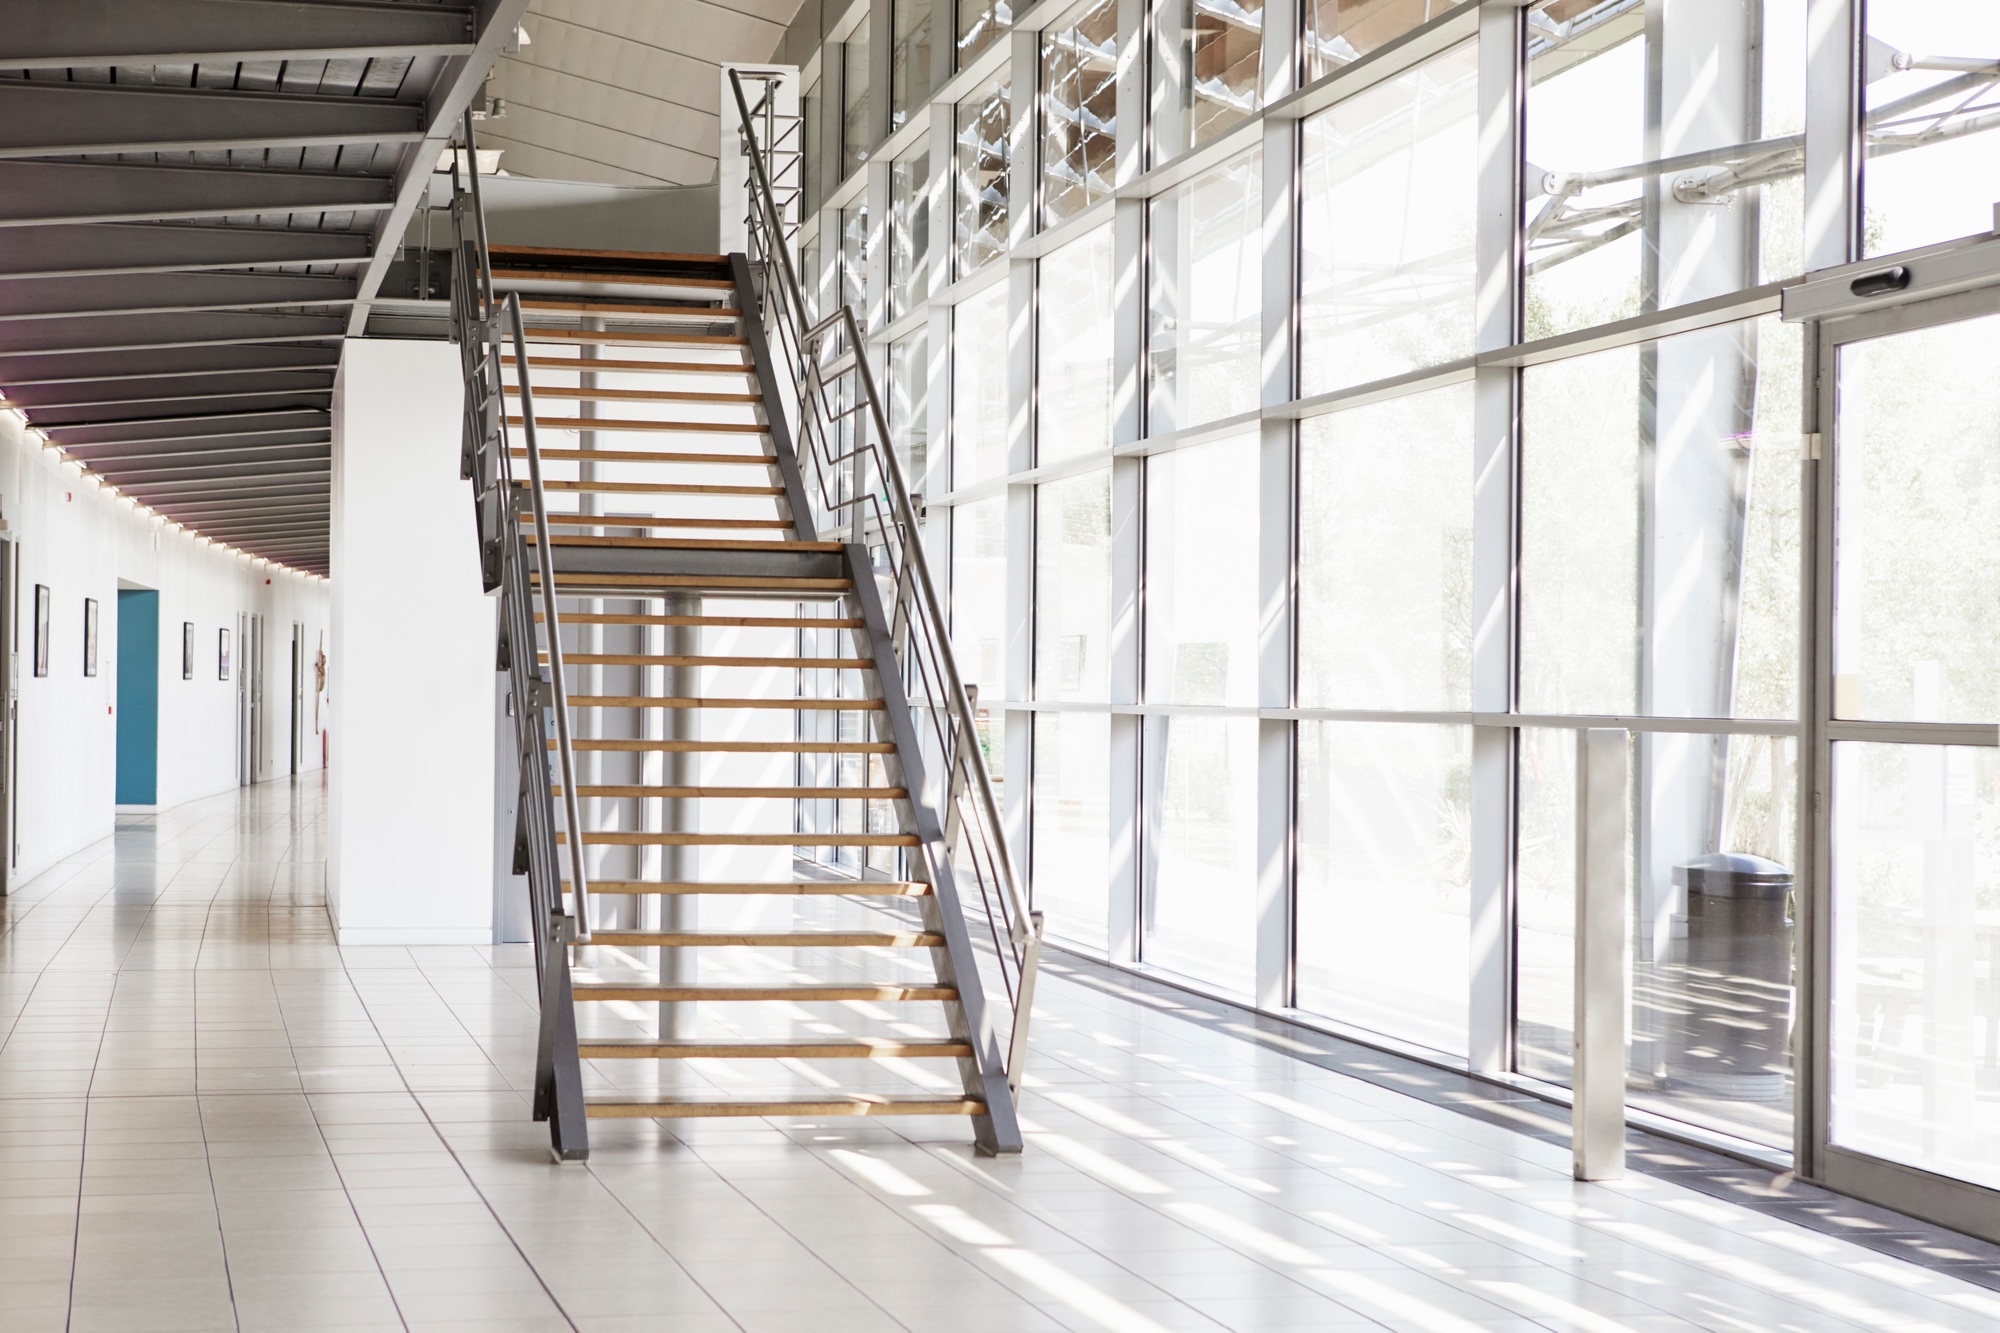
[[583, 1095, 985, 1119]]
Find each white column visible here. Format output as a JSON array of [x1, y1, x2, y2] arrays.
[[328, 338, 495, 945], [1574, 727, 1630, 1181]]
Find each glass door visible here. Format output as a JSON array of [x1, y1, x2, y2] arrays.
[[1816, 290, 2000, 1237]]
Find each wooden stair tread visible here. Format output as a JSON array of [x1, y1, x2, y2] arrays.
[[528, 537, 832, 554], [526, 479, 783, 495], [505, 355, 758, 377], [565, 779, 903, 794], [507, 414, 768, 434], [537, 645, 855, 662], [578, 1038, 969, 1058], [579, 930, 942, 946], [530, 515, 793, 530], [489, 245, 730, 265], [583, 1095, 984, 1119], [519, 298, 741, 320], [544, 613, 863, 627], [522, 327, 747, 348], [564, 695, 884, 710], [535, 574, 852, 592], [567, 880, 929, 895], [506, 386, 760, 404], [556, 740, 893, 753], [573, 983, 955, 1001], [512, 450, 776, 465], [561, 832, 919, 847], [493, 267, 736, 292]]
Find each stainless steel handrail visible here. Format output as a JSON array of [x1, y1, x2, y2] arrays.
[[728, 68, 1042, 1096]]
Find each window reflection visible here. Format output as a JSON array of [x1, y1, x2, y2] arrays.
[[1041, 0, 1119, 225], [1862, 2, 2000, 257], [952, 282, 1010, 486], [955, 82, 1011, 276], [842, 31, 872, 180], [1152, 0, 1262, 163], [1038, 226, 1116, 462], [1034, 711, 1111, 949], [890, 152, 931, 322], [958, 0, 1012, 68], [950, 496, 1009, 781], [891, 0, 932, 129], [1145, 434, 1259, 707], [1299, 41, 1477, 398], [889, 332, 930, 493], [1304, 0, 1448, 83], [1143, 715, 1258, 994], [1148, 151, 1261, 433], [1036, 470, 1112, 701]]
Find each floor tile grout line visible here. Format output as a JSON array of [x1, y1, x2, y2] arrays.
[[572, 1156, 752, 1332], [189, 957, 246, 1333]]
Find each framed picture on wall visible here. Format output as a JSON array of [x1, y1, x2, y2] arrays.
[[182, 622, 194, 680], [83, 598, 98, 677], [32, 585, 49, 677], [218, 628, 231, 681]]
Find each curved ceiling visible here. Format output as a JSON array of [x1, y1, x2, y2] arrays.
[[480, 0, 804, 187]]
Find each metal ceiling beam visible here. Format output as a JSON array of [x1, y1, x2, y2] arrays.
[[20, 389, 330, 424], [2, 1, 476, 69], [63, 440, 329, 467], [91, 458, 330, 485], [45, 415, 328, 448], [160, 517, 329, 536], [111, 474, 328, 498], [0, 81, 426, 160], [0, 345, 337, 387], [149, 496, 329, 520], [1, 373, 331, 412], [0, 222, 370, 281], [0, 311, 344, 356], [0, 271, 356, 321], [348, 0, 534, 335], [0, 160, 397, 228]]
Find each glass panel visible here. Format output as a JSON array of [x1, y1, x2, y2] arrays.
[[1523, 0, 1805, 340], [1862, 3, 2000, 257], [952, 282, 1010, 487], [956, 83, 1011, 276], [1305, 0, 1448, 84], [1296, 722, 1472, 1057], [1630, 732, 1797, 1150], [950, 496, 1009, 782], [843, 32, 872, 180], [1147, 150, 1261, 434], [1040, 0, 1119, 226], [1038, 225, 1116, 463], [1151, 0, 1261, 163], [1298, 41, 1477, 398], [1833, 313, 2000, 724], [1143, 715, 1257, 994], [1298, 383, 1473, 712], [1035, 469, 1112, 701], [890, 152, 931, 322], [839, 204, 869, 324], [803, 77, 823, 213], [959, 0, 1012, 68], [1144, 433, 1259, 707], [889, 332, 930, 494], [1520, 314, 1802, 718], [1831, 741, 2000, 1191], [891, 0, 933, 130], [1033, 710, 1111, 949]]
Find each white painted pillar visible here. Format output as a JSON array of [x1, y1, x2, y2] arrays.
[[1574, 727, 1630, 1181], [328, 338, 496, 945]]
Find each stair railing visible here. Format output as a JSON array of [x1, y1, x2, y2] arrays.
[[446, 116, 592, 1158], [728, 70, 1044, 1097]]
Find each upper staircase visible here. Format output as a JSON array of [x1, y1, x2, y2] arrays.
[[448, 99, 1038, 1160]]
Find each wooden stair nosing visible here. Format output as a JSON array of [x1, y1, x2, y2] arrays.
[[504, 355, 759, 377], [577, 1038, 970, 1059], [529, 536, 832, 554], [512, 450, 778, 466], [522, 327, 747, 348], [572, 983, 956, 1001], [535, 574, 852, 592], [561, 832, 920, 847], [489, 244, 730, 265], [526, 479, 784, 495], [578, 930, 942, 947], [582, 1095, 985, 1119], [528, 515, 794, 531], [507, 415, 769, 434], [492, 266, 736, 292], [554, 740, 893, 753], [563, 695, 884, 711], [566, 880, 929, 896], [538, 652, 868, 666], [518, 298, 742, 320], [540, 613, 864, 628], [557, 784, 906, 799], [505, 386, 761, 405]]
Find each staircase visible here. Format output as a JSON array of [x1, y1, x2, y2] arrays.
[[447, 100, 1038, 1160]]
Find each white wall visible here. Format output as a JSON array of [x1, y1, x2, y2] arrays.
[[328, 339, 495, 945], [0, 404, 331, 887]]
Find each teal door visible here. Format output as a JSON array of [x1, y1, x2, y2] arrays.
[[115, 589, 158, 805]]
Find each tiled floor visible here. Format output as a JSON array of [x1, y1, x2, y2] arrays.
[[7, 778, 2000, 1332]]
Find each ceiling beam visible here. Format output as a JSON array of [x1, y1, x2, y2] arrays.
[[0, 81, 426, 160], [0, 311, 345, 356], [0, 222, 370, 281], [163, 516, 329, 535], [91, 458, 330, 485], [0, 345, 337, 387], [2, 1, 476, 68], [112, 475, 328, 500], [348, 0, 534, 335], [63, 440, 329, 467], [44, 412, 328, 447], [0, 271, 356, 321], [19, 388, 330, 424], [149, 496, 329, 520], [0, 160, 397, 228]]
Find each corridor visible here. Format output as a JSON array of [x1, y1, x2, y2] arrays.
[[3, 779, 1998, 1332]]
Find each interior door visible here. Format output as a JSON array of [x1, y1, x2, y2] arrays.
[[0, 537, 13, 894], [1813, 287, 2000, 1241]]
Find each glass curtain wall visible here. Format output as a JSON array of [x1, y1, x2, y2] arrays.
[[802, 0, 2000, 1232]]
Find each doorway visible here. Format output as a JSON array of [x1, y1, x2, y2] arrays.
[[1810, 288, 2000, 1238], [114, 589, 159, 806], [290, 622, 304, 776]]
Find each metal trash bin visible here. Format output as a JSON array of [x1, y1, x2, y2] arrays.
[[1666, 853, 1795, 1101], [1674, 852, 1792, 901]]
